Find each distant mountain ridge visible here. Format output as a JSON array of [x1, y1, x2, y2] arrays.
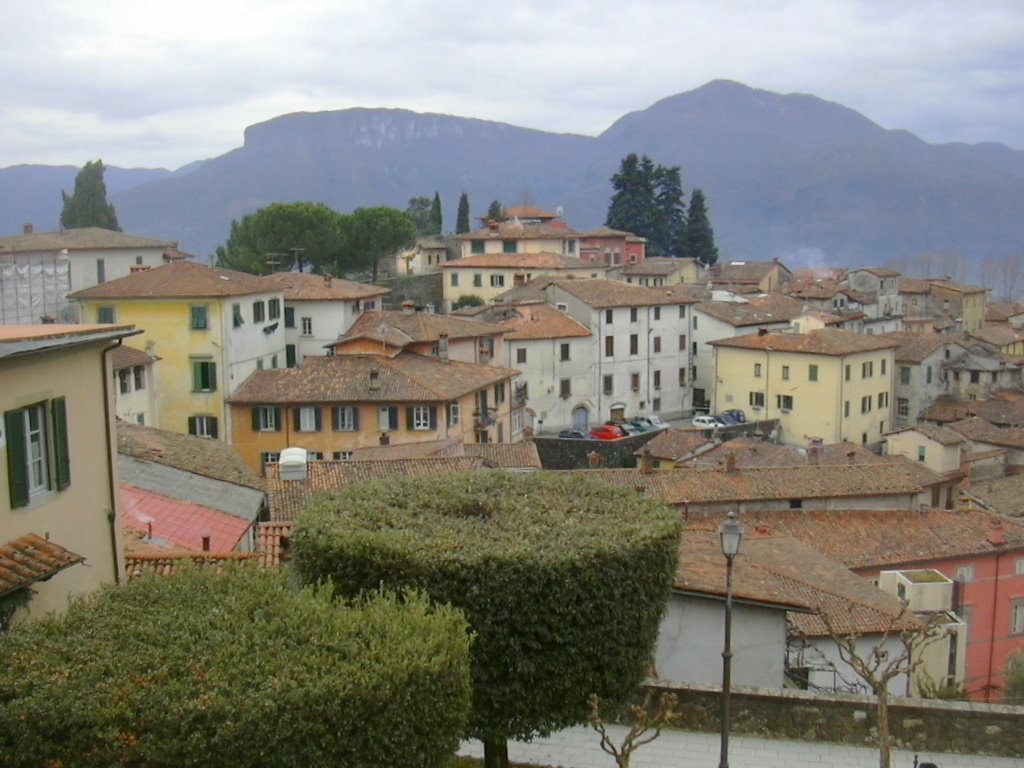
[[2, 80, 1022, 266]]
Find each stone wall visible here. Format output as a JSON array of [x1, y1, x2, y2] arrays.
[[533, 431, 661, 470], [647, 680, 1024, 758]]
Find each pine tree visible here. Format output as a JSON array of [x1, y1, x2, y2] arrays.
[[653, 165, 687, 258], [456, 192, 471, 234], [428, 192, 443, 235], [685, 189, 719, 267], [60, 160, 120, 231]]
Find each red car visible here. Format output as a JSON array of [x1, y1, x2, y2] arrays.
[[589, 424, 627, 440]]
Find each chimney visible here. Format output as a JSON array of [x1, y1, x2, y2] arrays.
[[22, 223, 33, 235], [757, 327, 769, 337], [847, 449, 857, 465], [129, 264, 151, 273], [369, 369, 380, 391], [438, 333, 449, 361], [639, 447, 655, 474], [808, 446, 819, 465], [201, 535, 211, 552], [402, 300, 416, 315], [987, 519, 1006, 547], [379, 432, 390, 446], [323, 275, 333, 287], [754, 524, 771, 538], [724, 452, 737, 474]]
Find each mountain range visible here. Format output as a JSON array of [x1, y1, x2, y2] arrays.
[[2, 80, 1023, 268]]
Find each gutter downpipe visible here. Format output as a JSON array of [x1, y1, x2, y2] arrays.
[[984, 547, 1004, 702], [102, 339, 123, 585]]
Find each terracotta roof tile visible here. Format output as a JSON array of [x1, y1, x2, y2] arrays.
[[263, 272, 389, 301], [637, 429, 713, 462], [688, 439, 886, 469], [619, 258, 698, 276], [711, 260, 789, 284], [496, 302, 591, 340], [110, 344, 154, 369], [121, 484, 253, 552], [947, 417, 1024, 449], [350, 438, 464, 461], [464, 442, 542, 468], [710, 328, 900, 356], [69, 261, 278, 299], [123, 550, 258, 581], [879, 332, 959, 363], [0, 227, 174, 252], [549, 278, 699, 308], [228, 352, 518, 404], [888, 424, 966, 447], [0, 533, 85, 597], [455, 223, 581, 240], [924, 398, 1024, 427], [443, 252, 597, 271], [265, 457, 486, 521], [344, 310, 506, 343], [694, 294, 806, 327]]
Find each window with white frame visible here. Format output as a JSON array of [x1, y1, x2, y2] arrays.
[[333, 451, 353, 460], [897, 398, 909, 417], [956, 565, 974, 583], [777, 394, 793, 411], [749, 391, 765, 408], [301, 317, 313, 336], [269, 298, 281, 320], [490, 274, 505, 288], [1016, 557, 1024, 576], [188, 415, 218, 439], [411, 405, 432, 430], [447, 402, 460, 426], [511, 409, 522, 434], [296, 406, 321, 432], [333, 406, 358, 431], [252, 406, 281, 432], [1012, 599, 1024, 635]]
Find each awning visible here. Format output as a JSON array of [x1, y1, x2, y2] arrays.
[[0, 533, 85, 597]]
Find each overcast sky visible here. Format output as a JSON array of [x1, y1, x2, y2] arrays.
[[1, 1, 1022, 170]]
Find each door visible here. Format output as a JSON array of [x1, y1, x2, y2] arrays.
[[571, 406, 589, 430]]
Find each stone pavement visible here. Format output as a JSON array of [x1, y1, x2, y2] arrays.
[[460, 725, 1024, 768]]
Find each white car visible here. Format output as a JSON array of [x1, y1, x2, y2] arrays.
[[691, 415, 719, 429], [633, 415, 669, 430]]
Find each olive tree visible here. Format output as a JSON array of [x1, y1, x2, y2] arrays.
[[291, 471, 682, 768], [0, 567, 471, 768]]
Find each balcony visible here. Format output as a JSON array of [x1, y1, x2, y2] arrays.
[[473, 409, 497, 431]]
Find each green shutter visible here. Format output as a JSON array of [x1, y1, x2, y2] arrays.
[[251, 409, 260, 431], [389, 407, 398, 431], [192, 363, 201, 392], [208, 362, 217, 392], [209, 418, 219, 440], [352, 407, 360, 431], [406, 407, 414, 430], [314, 407, 322, 432], [51, 398, 71, 491], [190, 416, 199, 435], [429, 407, 437, 430], [4, 409, 29, 508], [293, 408, 302, 432], [274, 408, 282, 432]]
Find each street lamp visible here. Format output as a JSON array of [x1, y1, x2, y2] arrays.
[[718, 510, 744, 768]]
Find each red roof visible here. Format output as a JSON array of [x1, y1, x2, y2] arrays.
[[121, 484, 252, 552]]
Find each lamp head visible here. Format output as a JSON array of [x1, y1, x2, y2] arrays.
[[718, 511, 744, 557]]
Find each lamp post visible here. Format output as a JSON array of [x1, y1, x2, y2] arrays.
[[718, 510, 744, 768]]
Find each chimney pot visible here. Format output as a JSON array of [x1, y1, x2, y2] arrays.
[[23, 223, 33, 235], [988, 519, 1006, 546], [369, 369, 380, 391], [202, 535, 211, 552], [724, 452, 737, 473], [402, 300, 416, 315], [808, 446, 819, 465]]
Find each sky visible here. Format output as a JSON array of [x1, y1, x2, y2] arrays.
[[1, 1, 1022, 170]]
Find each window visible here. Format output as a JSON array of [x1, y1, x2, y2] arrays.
[[4, 399, 70, 507], [749, 392, 765, 408], [653, 370, 661, 390], [918, 446, 927, 462], [653, 336, 662, 353], [1012, 599, 1024, 635], [603, 374, 613, 395], [692, 341, 697, 356], [332, 406, 359, 431], [861, 395, 872, 413], [862, 361, 874, 378], [252, 300, 265, 323], [754, 363, 762, 377], [605, 336, 615, 357], [897, 398, 909, 417], [97, 306, 116, 324], [333, 451, 353, 461], [494, 382, 506, 404], [881, 359, 887, 375], [956, 565, 974, 583], [450, 273, 459, 287], [560, 379, 571, 398], [679, 334, 687, 351], [502, 240, 517, 253], [232, 303, 244, 328], [678, 367, 686, 386], [777, 394, 793, 411], [96, 258, 106, 284], [878, 392, 888, 408], [560, 343, 571, 362], [845, 364, 851, 382], [630, 334, 639, 355], [782, 365, 790, 380], [268, 298, 281, 321], [472, 274, 483, 288], [970, 370, 980, 384], [630, 307, 638, 323], [260, 452, 280, 467], [605, 309, 613, 325], [284, 307, 295, 328], [652, 397, 661, 411], [252, 407, 281, 432], [133, 366, 145, 390], [286, 345, 297, 368], [187, 305, 208, 330], [630, 373, 641, 391], [808, 364, 818, 382], [788, 499, 803, 510], [490, 274, 505, 288], [900, 366, 911, 385], [187, 415, 218, 439], [447, 402, 460, 426], [511, 408, 523, 434], [191, 360, 217, 392], [516, 348, 527, 364], [926, 366, 933, 384], [378, 406, 399, 432], [844, 400, 850, 418], [693, 315, 698, 330], [408, 405, 436, 431], [294, 406, 322, 432], [654, 307, 661, 321], [301, 317, 313, 336], [118, 368, 131, 395], [470, 240, 485, 254]]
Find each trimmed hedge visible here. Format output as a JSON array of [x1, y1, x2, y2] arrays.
[[292, 471, 681, 743], [0, 567, 471, 768]]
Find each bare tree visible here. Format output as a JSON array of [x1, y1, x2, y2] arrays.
[[588, 690, 680, 768], [797, 603, 946, 768]]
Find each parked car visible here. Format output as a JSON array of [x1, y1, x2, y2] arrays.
[[608, 420, 644, 436], [628, 419, 656, 432], [558, 429, 590, 439], [633, 415, 669, 431], [715, 412, 739, 426], [722, 408, 747, 424], [691, 415, 720, 429], [589, 424, 627, 440]]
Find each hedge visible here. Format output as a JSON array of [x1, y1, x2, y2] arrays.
[[291, 470, 681, 744], [0, 566, 472, 768]]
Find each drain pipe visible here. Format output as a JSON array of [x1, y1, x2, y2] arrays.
[[102, 339, 123, 584]]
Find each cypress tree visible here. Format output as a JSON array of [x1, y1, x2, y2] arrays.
[[653, 165, 687, 258], [428, 191, 443, 235], [456, 192, 471, 234], [60, 159, 120, 231], [685, 188, 719, 267]]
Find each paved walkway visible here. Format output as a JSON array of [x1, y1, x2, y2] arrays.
[[460, 725, 1024, 767]]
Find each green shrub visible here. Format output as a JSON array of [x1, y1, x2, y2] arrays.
[[0, 567, 471, 768], [292, 471, 681, 746]]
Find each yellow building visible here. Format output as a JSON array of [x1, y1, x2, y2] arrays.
[[70, 261, 285, 440], [227, 353, 521, 472], [710, 329, 899, 446], [1, 324, 138, 625], [441, 253, 604, 309]]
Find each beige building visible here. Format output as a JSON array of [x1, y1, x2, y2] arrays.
[[442, 252, 603, 309], [885, 424, 966, 479], [1, 324, 138, 626], [710, 329, 899, 446]]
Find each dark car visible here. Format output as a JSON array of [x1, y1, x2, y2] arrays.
[[558, 429, 590, 439], [608, 420, 644, 435], [589, 424, 627, 440], [722, 408, 746, 424], [715, 412, 738, 426]]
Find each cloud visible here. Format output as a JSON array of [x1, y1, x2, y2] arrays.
[[1, 0, 1022, 168]]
